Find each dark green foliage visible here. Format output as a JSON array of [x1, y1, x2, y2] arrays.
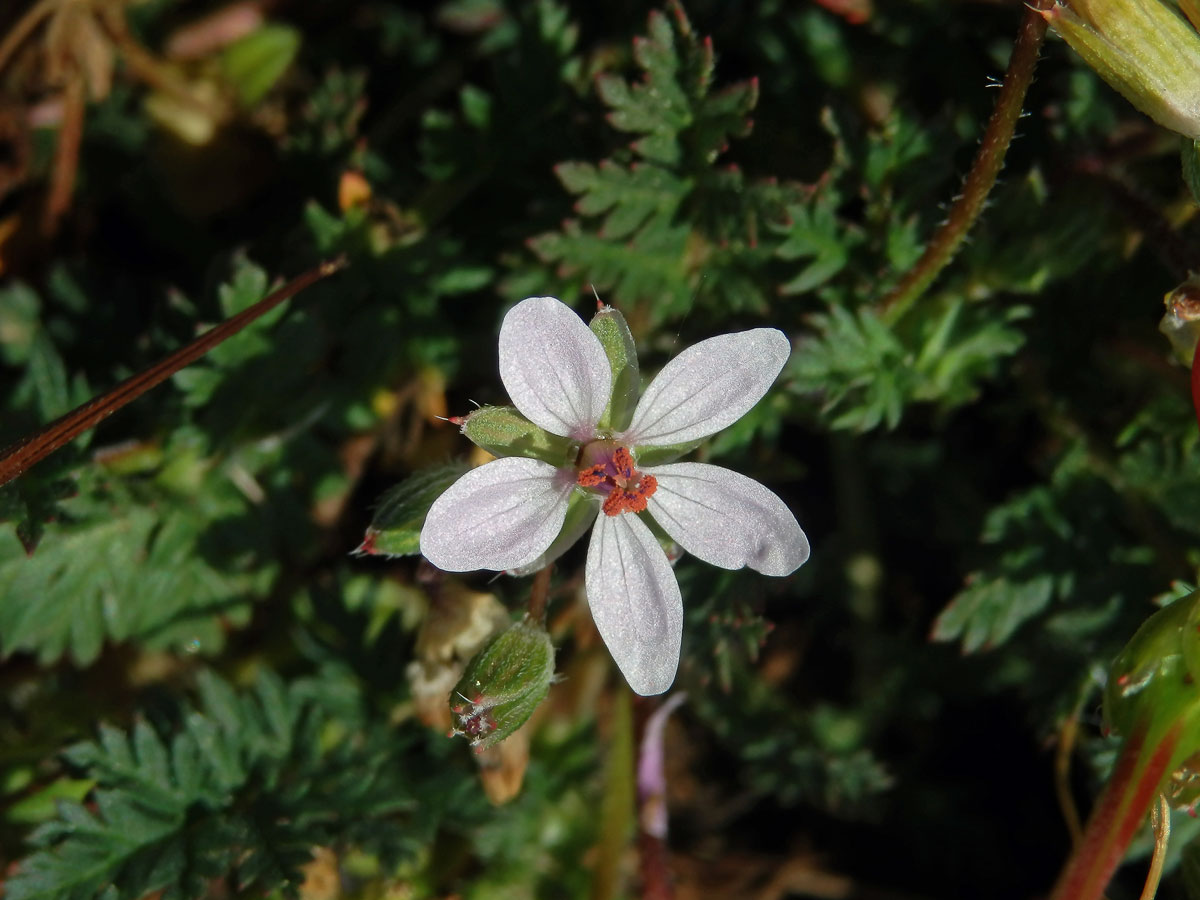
[[933, 389, 1200, 656], [774, 194, 859, 295], [0, 478, 269, 665], [1184, 139, 1200, 208], [0, 278, 94, 553], [6, 671, 456, 900], [789, 300, 1029, 431], [680, 568, 893, 816], [524, 1, 799, 325]]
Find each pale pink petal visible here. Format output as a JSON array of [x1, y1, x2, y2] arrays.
[[499, 296, 612, 439], [638, 691, 687, 839], [420, 457, 574, 571], [644, 462, 809, 576], [507, 497, 599, 576], [622, 328, 790, 447], [585, 513, 682, 696]]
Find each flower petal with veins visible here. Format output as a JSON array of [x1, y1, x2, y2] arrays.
[[420, 457, 574, 572], [499, 296, 612, 440], [585, 513, 683, 696], [644, 462, 809, 576], [622, 328, 790, 448]]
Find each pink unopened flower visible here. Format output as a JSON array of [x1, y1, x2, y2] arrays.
[[420, 296, 810, 695]]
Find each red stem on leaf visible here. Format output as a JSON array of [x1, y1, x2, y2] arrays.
[[1049, 721, 1182, 900]]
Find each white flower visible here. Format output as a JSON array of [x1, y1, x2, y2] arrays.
[[419, 296, 810, 695]]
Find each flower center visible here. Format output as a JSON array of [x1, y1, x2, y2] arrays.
[[576, 441, 658, 517]]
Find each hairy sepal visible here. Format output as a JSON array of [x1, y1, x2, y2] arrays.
[[461, 405, 576, 465]]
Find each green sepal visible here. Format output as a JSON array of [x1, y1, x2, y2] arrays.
[[357, 463, 469, 557], [633, 439, 702, 467], [462, 405, 575, 464], [640, 511, 681, 561], [451, 619, 556, 751], [1181, 591, 1200, 700], [590, 306, 640, 432]]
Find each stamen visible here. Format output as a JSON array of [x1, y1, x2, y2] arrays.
[[600, 473, 657, 516], [577, 463, 608, 487], [612, 447, 635, 480], [575, 443, 658, 516]]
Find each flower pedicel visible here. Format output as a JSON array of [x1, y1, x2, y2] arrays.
[[420, 296, 810, 695]]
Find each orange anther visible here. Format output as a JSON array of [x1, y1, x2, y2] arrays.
[[577, 443, 657, 516], [601, 473, 657, 516], [577, 463, 608, 487], [612, 446, 635, 480]]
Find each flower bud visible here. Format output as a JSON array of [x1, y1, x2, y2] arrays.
[[1106, 591, 1200, 737], [356, 463, 469, 557], [1104, 590, 1200, 812], [1159, 276, 1200, 367], [460, 405, 575, 465], [449, 619, 555, 751], [1042, 0, 1200, 139], [589, 304, 640, 431], [407, 585, 510, 730]]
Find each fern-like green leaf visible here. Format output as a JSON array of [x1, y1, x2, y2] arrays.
[[7, 671, 440, 900], [525, 0, 785, 324], [0, 474, 274, 665], [792, 298, 1028, 431]]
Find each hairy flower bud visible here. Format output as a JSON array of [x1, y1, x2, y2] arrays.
[[449, 619, 555, 751], [1042, 0, 1200, 138], [356, 463, 469, 557]]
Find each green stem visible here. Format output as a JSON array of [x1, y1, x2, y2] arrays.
[[880, 1, 1049, 322], [1049, 718, 1184, 900], [592, 688, 635, 900]]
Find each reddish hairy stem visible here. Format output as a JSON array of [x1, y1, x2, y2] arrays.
[[0, 257, 347, 488], [526, 566, 552, 626], [1192, 340, 1200, 435], [879, 0, 1050, 321], [1049, 721, 1182, 900], [637, 831, 673, 900]]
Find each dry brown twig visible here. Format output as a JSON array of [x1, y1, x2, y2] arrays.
[[0, 0, 222, 234]]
